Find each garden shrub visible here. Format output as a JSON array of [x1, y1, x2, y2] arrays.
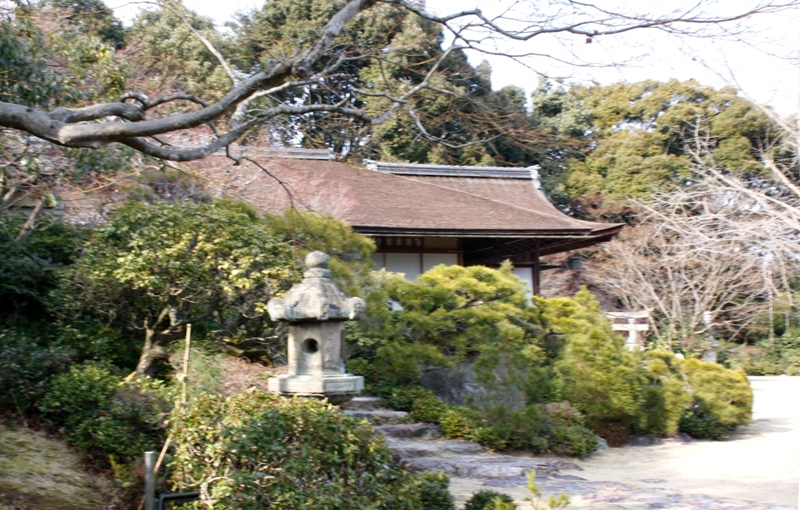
[[0, 215, 87, 319], [543, 289, 644, 428], [637, 351, 691, 436], [40, 362, 121, 426], [169, 390, 423, 509], [387, 386, 448, 423], [465, 490, 515, 510], [415, 471, 455, 510], [726, 332, 800, 376], [678, 358, 752, 439], [366, 277, 751, 455], [40, 362, 173, 464], [55, 321, 138, 369], [53, 199, 295, 375], [360, 264, 546, 390], [440, 407, 477, 439], [0, 329, 72, 412], [549, 425, 597, 457]]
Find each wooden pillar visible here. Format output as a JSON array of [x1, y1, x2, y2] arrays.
[[533, 241, 541, 296]]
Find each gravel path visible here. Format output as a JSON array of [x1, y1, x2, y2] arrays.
[[447, 376, 800, 509]]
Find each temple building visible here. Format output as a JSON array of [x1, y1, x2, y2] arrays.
[[189, 149, 624, 295]]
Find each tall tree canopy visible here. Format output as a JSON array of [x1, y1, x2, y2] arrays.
[[0, 0, 796, 165], [533, 79, 788, 218]]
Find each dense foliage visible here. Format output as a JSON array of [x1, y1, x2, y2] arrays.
[[727, 331, 800, 376], [168, 390, 428, 509], [353, 269, 753, 452], [545, 289, 645, 428], [465, 490, 515, 510], [40, 362, 174, 465], [0, 215, 87, 319], [538, 79, 785, 215], [53, 199, 294, 375]]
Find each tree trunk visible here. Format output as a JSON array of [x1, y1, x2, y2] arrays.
[[135, 314, 171, 377], [15, 196, 46, 244]]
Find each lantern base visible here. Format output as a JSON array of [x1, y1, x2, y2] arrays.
[[267, 373, 364, 404]]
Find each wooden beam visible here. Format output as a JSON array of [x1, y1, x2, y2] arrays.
[[533, 241, 541, 296]]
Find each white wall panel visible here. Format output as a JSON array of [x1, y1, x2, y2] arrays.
[[513, 267, 534, 300], [422, 253, 459, 272], [385, 253, 422, 281]]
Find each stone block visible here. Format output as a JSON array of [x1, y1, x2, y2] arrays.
[[267, 374, 364, 401]]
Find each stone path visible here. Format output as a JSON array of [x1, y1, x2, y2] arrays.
[[346, 376, 800, 510]]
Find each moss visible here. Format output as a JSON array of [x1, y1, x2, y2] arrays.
[[0, 427, 115, 509]]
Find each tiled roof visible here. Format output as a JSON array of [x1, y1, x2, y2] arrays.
[[188, 157, 623, 247]]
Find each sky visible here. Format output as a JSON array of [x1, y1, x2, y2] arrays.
[[109, 0, 800, 117]]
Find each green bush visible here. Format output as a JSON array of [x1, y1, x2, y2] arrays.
[[544, 289, 645, 428], [637, 351, 692, 436], [440, 407, 477, 439], [40, 362, 173, 464], [465, 490, 515, 510], [387, 386, 448, 423], [360, 263, 546, 390], [0, 329, 72, 412], [368, 280, 751, 452], [0, 216, 87, 319], [53, 200, 295, 375], [415, 471, 455, 510], [726, 332, 800, 376], [40, 362, 121, 425], [55, 321, 138, 369], [678, 358, 752, 439], [549, 425, 597, 457], [169, 391, 423, 509]]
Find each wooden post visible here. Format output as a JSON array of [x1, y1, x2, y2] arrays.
[[145, 451, 155, 510], [533, 242, 541, 296]]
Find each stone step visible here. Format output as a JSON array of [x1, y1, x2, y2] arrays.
[[340, 396, 385, 410], [385, 438, 487, 458], [373, 423, 441, 439], [343, 409, 408, 424], [400, 454, 581, 479]]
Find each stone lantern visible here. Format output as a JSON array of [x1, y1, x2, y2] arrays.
[[266, 251, 365, 403]]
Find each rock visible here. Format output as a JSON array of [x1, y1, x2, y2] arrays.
[[595, 437, 608, 451], [373, 423, 441, 438], [554, 474, 587, 481], [660, 433, 692, 445], [419, 362, 526, 408], [441, 441, 487, 455], [482, 477, 528, 488], [629, 434, 657, 446]]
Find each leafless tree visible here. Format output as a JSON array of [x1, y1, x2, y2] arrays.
[[590, 113, 800, 349], [590, 209, 773, 350], [1, 0, 798, 163]]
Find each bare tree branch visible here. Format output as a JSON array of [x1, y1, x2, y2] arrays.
[[2, 0, 799, 161]]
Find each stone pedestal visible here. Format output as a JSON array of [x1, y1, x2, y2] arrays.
[[266, 251, 364, 403], [267, 375, 364, 404]]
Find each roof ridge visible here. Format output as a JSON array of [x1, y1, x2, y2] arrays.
[[381, 170, 604, 231], [364, 159, 540, 182]]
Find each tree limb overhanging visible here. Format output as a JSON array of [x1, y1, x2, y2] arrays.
[[1, 0, 798, 162]]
